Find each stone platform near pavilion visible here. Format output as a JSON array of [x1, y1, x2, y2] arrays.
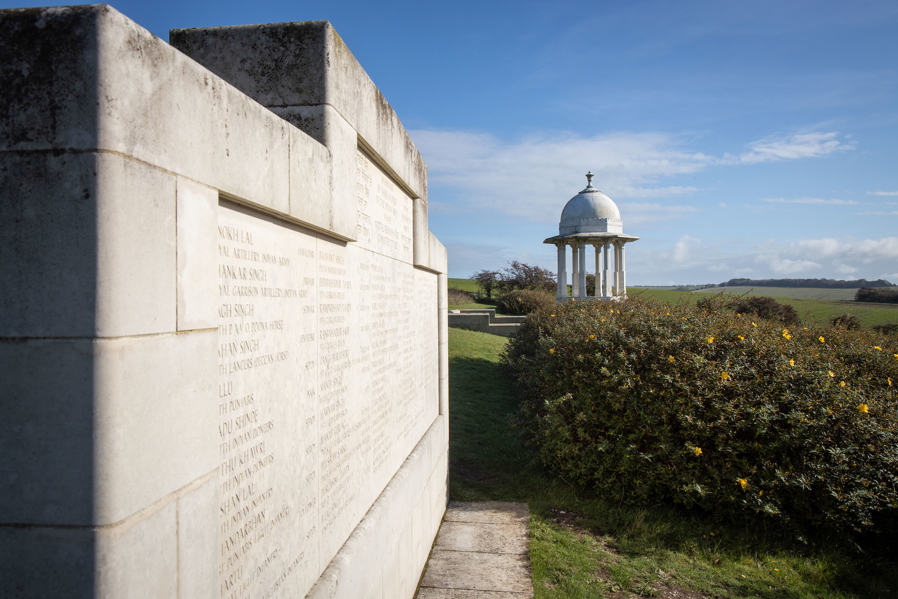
[[447, 310, 525, 337]]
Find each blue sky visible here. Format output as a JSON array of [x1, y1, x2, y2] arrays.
[[7, 0, 898, 284]]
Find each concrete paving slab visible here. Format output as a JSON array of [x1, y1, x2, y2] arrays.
[[421, 551, 531, 593], [416, 589, 529, 598], [443, 502, 529, 525], [434, 521, 528, 555], [416, 502, 533, 599]]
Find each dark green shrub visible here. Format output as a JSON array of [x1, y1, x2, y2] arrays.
[[873, 324, 898, 336], [831, 313, 861, 330], [505, 296, 898, 542], [495, 289, 555, 316], [701, 294, 800, 325], [856, 287, 898, 304]]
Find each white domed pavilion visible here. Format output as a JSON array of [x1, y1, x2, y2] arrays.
[[544, 173, 639, 301]]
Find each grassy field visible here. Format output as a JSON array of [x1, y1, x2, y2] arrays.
[[448, 277, 480, 292], [691, 286, 862, 301], [448, 326, 897, 598], [630, 287, 898, 329]]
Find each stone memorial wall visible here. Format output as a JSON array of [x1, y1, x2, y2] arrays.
[[1, 6, 448, 599]]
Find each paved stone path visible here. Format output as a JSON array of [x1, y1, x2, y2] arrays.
[[415, 502, 534, 599]]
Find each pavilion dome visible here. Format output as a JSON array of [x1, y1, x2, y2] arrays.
[[559, 172, 623, 236]]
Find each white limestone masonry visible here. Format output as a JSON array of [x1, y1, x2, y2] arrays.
[[0, 5, 448, 598]]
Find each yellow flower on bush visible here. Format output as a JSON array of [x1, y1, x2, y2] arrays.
[[819, 336, 825, 343], [707, 336, 714, 343], [721, 371, 730, 381], [752, 322, 757, 327], [693, 447, 703, 457], [669, 355, 676, 363], [840, 381, 846, 387], [739, 335, 745, 341], [789, 359, 795, 367], [590, 334, 595, 339], [828, 371, 835, 377], [889, 378, 893, 387], [550, 314, 555, 318], [874, 346, 882, 351], [858, 404, 869, 413], [782, 329, 790, 337], [739, 478, 748, 490], [549, 348, 555, 354]]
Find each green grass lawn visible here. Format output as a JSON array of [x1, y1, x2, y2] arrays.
[[629, 287, 898, 329], [448, 327, 898, 598], [448, 277, 480, 293]]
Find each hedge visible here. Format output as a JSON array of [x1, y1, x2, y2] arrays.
[[504, 295, 898, 541]]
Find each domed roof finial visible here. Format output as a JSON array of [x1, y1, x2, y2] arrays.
[[585, 171, 594, 188]]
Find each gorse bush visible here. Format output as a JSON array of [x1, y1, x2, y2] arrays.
[[873, 323, 898, 336], [830, 313, 861, 331], [505, 295, 898, 542], [495, 289, 556, 316], [698, 293, 800, 325]]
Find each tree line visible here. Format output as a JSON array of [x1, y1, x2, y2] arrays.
[[720, 277, 894, 289]]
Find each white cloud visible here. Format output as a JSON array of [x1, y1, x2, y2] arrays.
[[868, 190, 898, 196], [834, 263, 858, 274], [763, 197, 858, 205], [624, 203, 701, 226], [629, 236, 898, 285], [859, 210, 898, 216], [627, 203, 701, 212], [791, 237, 898, 262], [757, 256, 821, 274], [725, 131, 856, 165], [670, 235, 701, 264], [412, 128, 858, 223], [410, 129, 712, 222], [791, 238, 844, 258]]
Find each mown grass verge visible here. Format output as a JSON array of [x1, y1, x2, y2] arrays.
[[448, 326, 898, 598]]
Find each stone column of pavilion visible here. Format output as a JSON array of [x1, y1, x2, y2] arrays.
[[545, 173, 639, 302]]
